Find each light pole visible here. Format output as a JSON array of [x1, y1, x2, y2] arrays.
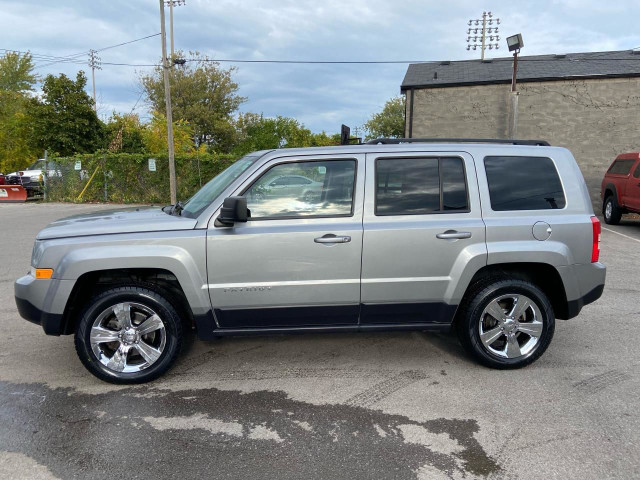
[[506, 34, 524, 138], [159, 0, 177, 204], [466, 11, 500, 60], [165, 0, 186, 59]]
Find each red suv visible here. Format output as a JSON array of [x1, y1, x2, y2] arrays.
[[601, 153, 640, 224]]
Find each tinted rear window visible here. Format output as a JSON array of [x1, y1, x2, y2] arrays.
[[608, 159, 636, 175], [484, 156, 566, 211], [375, 157, 468, 215]]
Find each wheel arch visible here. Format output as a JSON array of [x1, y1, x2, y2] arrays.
[[61, 268, 196, 335], [457, 262, 570, 321], [603, 183, 618, 202]]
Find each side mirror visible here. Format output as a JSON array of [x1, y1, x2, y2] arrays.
[[215, 196, 249, 227]]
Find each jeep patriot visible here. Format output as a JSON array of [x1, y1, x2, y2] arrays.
[[15, 139, 606, 383]]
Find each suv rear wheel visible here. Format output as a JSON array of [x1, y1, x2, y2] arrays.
[[603, 195, 622, 225], [74, 285, 182, 384], [457, 278, 555, 369]]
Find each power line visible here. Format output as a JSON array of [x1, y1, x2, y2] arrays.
[[95, 33, 161, 53], [0, 33, 162, 70], [187, 58, 436, 64]]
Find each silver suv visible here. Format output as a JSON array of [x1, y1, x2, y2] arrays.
[[15, 139, 606, 383]]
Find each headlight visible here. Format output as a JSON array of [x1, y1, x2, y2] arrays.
[[31, 240, 46, 267]]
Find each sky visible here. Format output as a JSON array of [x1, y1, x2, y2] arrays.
[[2, 0, 640, 134]]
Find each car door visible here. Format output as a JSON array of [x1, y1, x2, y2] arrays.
[[360, 152, 486, 325], [626, 161, 640, 211], [206, 154, 364, 329]]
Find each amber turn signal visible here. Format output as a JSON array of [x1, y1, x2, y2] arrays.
[[35, 268, 53, 279]]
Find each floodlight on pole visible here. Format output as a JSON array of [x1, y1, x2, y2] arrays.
[[506, 33, 524, 91], [466, 11, 500, 59], [506, 33, 524, 139]]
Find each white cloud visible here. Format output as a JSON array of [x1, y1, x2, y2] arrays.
[[2, 0, 640, 132]]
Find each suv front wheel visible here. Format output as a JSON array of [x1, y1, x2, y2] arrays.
[[74, 285, 183, 384], [457, 279, 555, 369]]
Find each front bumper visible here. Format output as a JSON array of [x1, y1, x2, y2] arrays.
[[14, 274, 74, 335], [15, 296, 65, 335]]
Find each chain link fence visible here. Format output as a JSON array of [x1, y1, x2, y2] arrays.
[[42, 153, 237, 204]]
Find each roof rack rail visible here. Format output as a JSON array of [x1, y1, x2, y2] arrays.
[[365, 138, 551, 146]]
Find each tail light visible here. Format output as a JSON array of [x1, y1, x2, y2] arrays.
[[591, 216, 601, 263]]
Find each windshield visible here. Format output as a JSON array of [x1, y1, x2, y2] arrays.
[[181, 154, 262, 218], [28, 160, 45, 170], [28, 159, 60, 171]]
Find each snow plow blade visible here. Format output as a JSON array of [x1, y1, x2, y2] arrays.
[[0, 185, 28, 203]]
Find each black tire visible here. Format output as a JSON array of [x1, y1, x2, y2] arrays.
[[74, 285, 183, 384], [603, 195, 622, 225], [456, 278, 555, 369]]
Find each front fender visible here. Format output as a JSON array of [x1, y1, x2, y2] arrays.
[[39, 231, 211, 316]]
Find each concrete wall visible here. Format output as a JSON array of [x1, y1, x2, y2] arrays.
[[406, 77, 640, 211]]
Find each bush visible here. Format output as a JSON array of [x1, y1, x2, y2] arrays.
[[44, 153, 237, 204]]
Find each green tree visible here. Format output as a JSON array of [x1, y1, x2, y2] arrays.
[[233, 114, 314, 155], [0, 52, 39, 173], [105, 113, 146, 153], [140, 51, 246, 152], [28, 72, 104, 156], [233, 113, 341, 155], [142, 111, 198, 155], [363, 96, 405, 140], [0, 51, 37, 92]]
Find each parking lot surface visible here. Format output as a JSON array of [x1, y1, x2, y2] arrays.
[[0, 203, 639, 479]]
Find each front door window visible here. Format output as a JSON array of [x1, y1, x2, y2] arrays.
[[243, 160, 356, 219]]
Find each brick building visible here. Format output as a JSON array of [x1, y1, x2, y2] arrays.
[[401, 50, 640, 208]]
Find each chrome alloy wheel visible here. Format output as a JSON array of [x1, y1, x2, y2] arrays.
[[479, 294, 543, 359], [90, 302, 166, 374], [605, 199, 613, 220]]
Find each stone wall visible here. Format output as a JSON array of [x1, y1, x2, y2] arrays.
[[406, 77, 640, 210]]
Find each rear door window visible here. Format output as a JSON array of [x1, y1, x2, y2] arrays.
[[608, 159, 636, 175], [632, 162, 640, 178], [484, 156, 566, 211], [375, 157, 469, 215]]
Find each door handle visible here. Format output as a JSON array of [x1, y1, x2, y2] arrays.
[[436, 231, 472, 240], [314, 234, 351, 244]]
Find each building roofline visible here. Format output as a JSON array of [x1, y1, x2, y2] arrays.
[[400, 72, 640, 92]]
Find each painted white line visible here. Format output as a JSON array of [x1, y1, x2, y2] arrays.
[[602, 227, 640, 244]]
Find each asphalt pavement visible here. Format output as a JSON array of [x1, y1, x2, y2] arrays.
[[0, 203, 639, 480]]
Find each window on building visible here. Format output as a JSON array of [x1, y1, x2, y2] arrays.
[[484, 156, 566, 211], [608, 159, 636, 175], [244, 160, 356, 219], [375, 157, 469, 215]]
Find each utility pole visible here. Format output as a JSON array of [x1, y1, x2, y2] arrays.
[[466, 12, 500, 60], [159, 0, 177, 204], [165, 0, 186, 59], [88, 49, 102, 112]]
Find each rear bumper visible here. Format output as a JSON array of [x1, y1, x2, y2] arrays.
[[566, 283, 605, 319], [557, 262, 606, 319]]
